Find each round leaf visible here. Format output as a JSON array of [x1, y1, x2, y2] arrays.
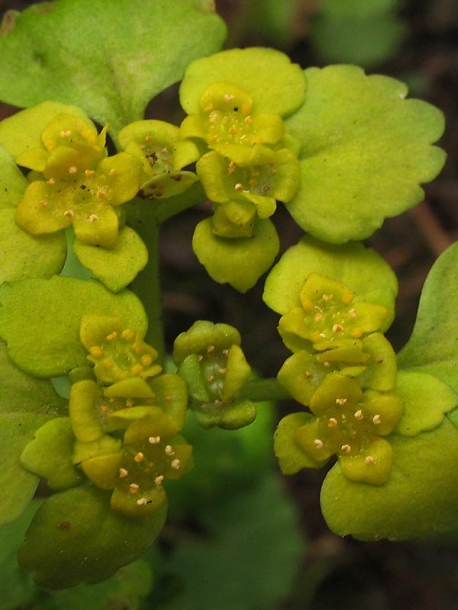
[[284, 65, 446, 243], [180, 47, 306, 117], [0, 276, 148, 377], [193, 217, 280, 292]]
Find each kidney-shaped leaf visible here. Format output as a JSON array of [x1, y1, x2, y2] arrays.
[[284, 65, 446, 243], [0, 0, 227, 133]]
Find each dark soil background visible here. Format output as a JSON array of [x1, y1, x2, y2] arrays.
[[1, 1, 458, 608]]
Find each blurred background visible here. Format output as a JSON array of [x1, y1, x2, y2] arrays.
[[1, 1, 458, 608]]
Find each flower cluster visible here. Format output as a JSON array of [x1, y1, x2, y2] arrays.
[[180, 82, 300, 239], [173, 320, 254, 429], [13, 113, 143, 248], [69, 316, 192, 517], [274, 273, 403, 485]]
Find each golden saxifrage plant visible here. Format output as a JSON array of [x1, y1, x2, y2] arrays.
[[0, 0, 456, 600]]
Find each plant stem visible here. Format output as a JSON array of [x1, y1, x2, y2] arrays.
[[239, 378, 292, 403], [127, 199, 165, 361]]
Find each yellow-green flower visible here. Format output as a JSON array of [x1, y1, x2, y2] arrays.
[[275, 372, 403, 485], [14, 113, 143, 247], [180, 82, 285, 165], [118, 119, 200, 200], [279, 272, 390, 352]]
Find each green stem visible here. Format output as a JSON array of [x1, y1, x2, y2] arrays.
[[127, 199, 165, 361], [239, 378, 291, 403]]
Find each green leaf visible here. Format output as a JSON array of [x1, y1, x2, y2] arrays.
[[20, 417, 84, 490], [0, 501, 39, 609], [394, 371, 458, 437], [263, 235, 398, 318], [397, 243, 458, 394], [0, 276, 148, 377], [73, 225, 148, 292], [0, 145, 29, 209], [193, 217, 280, 292], [179, 47, 306, 117], [312, 1, 405, 68], [321, 418, 458, 540], [166, 474, 304, 610], [0, 208, 66, 284], [284, 65, 446, 243], [18, 486, 167, 589], [0, 0, 227, 133], [0, 341, 66, 527]]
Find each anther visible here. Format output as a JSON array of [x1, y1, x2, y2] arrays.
[[154, 475, 164, 485], [68, 166, 77, 174], [171, 459, 181, 470], [119, 468, 128, 478], [106, 331, 117, 341], [125, 398, 134, 408], [164, 445, 175, 456], [60, 130, 72, 137], [129, 483, 139, 493], [46, 178, 55, 185], [131, 364, 143, 376], [141, 354, 153, 367], [218, 367, 227, 374], [206, 375, 215, 382], [85, 169, 95, 177], [314, 439, 324, 449], [228, 126, 237, 135], [234, 183, 244, 191], [336, 398, 347, 405], [244, 115, 253, 124], [354, 410, 364, 420], [322, 294, 333, 301], [109, 169, 118, 176], [365, 455, 375, 465], [328, 418, 338, 427], [63, 209, 74, 218], [332, 324, 344, 333], [89, 346, 103, 358], [40, 200, 49, 207], [148, 436, 161, 444], [348, 309, 357, 318], [223, 93, 235, 101], [314, 313, 323, 322], [305, 371, 313, 378], [134, 452, 144, 462], [96, 189, 106, 198], [136, 497, 148, 506], [207, 345, 215, 353], [88, 214, 99, 222], [341, 444, 351, 453], [372, 415, 382, 425], [121, 329, 135, 341]]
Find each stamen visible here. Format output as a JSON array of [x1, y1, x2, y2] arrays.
[[341, 444, 351, 453], [148, 436, 161, 444], [372, 415, 382, 425], [119, 468, 128, 478], [171, 459, 181, 470], [365, 455, 375, 465], [314, 439, 324, 449], [134, 452, 144, 463], [129, 483, 139, 493]]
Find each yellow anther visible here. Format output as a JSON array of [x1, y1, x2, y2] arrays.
[[244, 115, 253, 124], [336, 398, 347, 405], [372, 414, 382, 425], [148, 436, 161, 444], [136, 497, 148, 506], [365, 455, 375, 465], [141, 354, 153, 367], [63, 209, 74, 217], [106, 331, 117, 341], [322, 294, 333, 301], [313, 313, 323, 322], [103, 359, 114, 370], [85, 169, 95, 177], [134, 452, 144, 462], [46, 178, 55, 185], [68, 166, 78, 174], [131, 364, 143, 376], [228, 126, 237, 135], [115, 370, 127, 380], [154, 475, 164, 485], [88, 214, 99, 222], [354, 410, 364, 420], [348, 308, 357, 318], [129, 483, 139, 493], [332, 324, 344, 333], [171, 459, 181, 470], [119, 468, 128, 478], [314, 439, 324, 449], [234, 183, 244, 191], [121, 329, 135, 342], [328, 418, 338, 427], [60, 130, 72, 137], [164, 445, 175, 456], [341, 444, 352, 453], [109, 168, 118, 176], [96, 189, 106, 198], [89, 345, 103, 358]]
